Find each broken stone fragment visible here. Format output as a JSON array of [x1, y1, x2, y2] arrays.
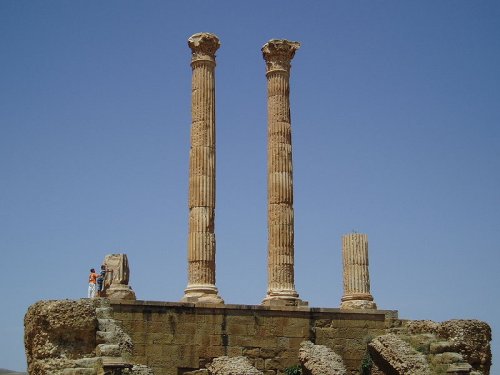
[[298, 341, 347, 375]]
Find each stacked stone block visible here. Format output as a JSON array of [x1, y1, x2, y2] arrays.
[[111, 301, 393, 375]]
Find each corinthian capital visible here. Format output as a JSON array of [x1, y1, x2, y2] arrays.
[[262, 39, 300, 73], [188, 32, 220, 63]]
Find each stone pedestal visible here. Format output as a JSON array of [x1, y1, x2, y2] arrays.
[[261, 39, 305, 306], [340, 233, 376, 309], [182, 32, 223, 304]]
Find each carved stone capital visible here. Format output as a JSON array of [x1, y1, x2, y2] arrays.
[[188, 32, 220, 64], [262, 39, 300, 73]]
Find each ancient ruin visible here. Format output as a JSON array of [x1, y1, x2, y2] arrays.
[[23, 32, 492, 375]]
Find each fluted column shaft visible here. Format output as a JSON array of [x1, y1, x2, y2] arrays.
[[182, 33, 223, 304], [341, 233, 376, 309], [262, 40, 304, 305]]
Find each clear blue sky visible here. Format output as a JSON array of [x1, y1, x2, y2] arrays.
[[1, 1, 499, 372]]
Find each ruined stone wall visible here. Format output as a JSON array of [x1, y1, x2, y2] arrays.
[[110, 301, 396, 375]]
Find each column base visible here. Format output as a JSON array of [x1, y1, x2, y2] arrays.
[[340, 293, 376, 310], [262, 290, 308, 307], [105, 284, 136, 301], [181, 284, 224, 304]]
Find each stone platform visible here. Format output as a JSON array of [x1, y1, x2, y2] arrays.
[[110, 300, 398, 375]]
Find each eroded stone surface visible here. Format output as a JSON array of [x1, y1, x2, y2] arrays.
[[403, 319, 491, 374], [207, 356, 262, 375], [368, 334, 431, 375], [437, 320, 491, 374], [24, 299, 99, 374], [298, 341, 346, 375]]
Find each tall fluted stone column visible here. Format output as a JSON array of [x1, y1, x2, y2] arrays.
[[182, 32, 223, 304], [262, 39, 305, 306], [341, 233, 376, 309]]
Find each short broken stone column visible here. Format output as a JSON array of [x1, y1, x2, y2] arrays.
[[446, 363, 472, 374], [340, 233, 376, 309], [261, 39, 305, 306], [182, 32, 223, 304]]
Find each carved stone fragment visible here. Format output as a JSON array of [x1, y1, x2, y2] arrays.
[[104, 253, 136, 300], [298, 341, 347, 375], [368, 334, 431, 375]]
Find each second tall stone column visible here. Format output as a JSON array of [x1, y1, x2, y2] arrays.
[[262, 39, 305, 306], [182, 33, 223, 304]]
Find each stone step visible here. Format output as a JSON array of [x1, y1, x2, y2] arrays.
[[96, 307, 113, 319], [96, 343, 121, 357], [62, 368, 97, 375], [102, 356, 133, 369], [97, 318, 117, 332], [432, 352, 464, 365], [430, 341, 457, 354], [74, 357, 102, 368], [96, 330, 117, 344]]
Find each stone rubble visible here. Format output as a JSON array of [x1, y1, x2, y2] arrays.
[[404, 319, 491, 374]]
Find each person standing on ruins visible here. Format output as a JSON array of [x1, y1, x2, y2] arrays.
[[96, 264, 107, 297], [88, 268, 99, 298]]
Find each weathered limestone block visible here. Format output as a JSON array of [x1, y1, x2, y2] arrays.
[[207, 356, 263, 375], [104, 254, 136, 300], [298, 341, 347, 375], [24, 299, 99, 374], [368, 334, 431, 375]]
